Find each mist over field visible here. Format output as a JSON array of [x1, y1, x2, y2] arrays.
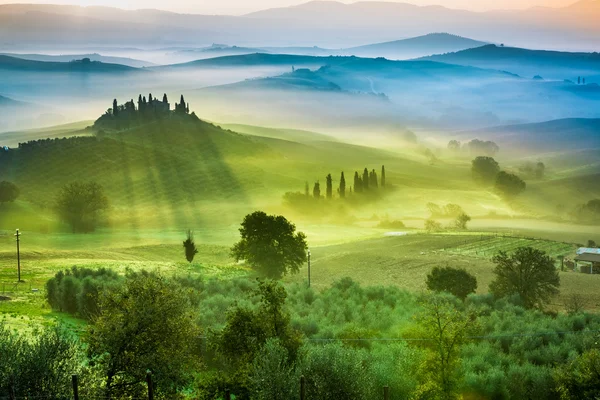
[[1, 1, 600, 399]]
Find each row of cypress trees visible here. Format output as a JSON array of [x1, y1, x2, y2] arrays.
[[306, 166, 386, 199]]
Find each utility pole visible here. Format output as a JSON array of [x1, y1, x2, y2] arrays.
[[307, 249, 311, 288], [15, 229, 21, 282]]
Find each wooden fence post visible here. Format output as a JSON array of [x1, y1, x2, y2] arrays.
[[300, 375, 305, 400], [383, 385, 389, 400], [225, 388, 231, 400], [72, 375, 79, 400], [146, 371, 154, 400]]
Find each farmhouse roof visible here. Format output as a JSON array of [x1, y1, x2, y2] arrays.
[[575, 253, 600, 263], [577, 247, 600, 255]]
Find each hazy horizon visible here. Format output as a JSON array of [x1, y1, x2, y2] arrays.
[[0, 0, 583, 15]]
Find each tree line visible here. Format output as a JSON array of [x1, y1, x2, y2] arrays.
[[306, 165, 387, 200]]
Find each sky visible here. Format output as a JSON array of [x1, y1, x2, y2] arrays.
[[0, 0, 578, 14]]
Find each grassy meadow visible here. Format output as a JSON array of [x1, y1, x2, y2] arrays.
[[1, 114, 599, 331]]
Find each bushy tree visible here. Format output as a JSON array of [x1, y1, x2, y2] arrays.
[[55, 182, 109, 233], [426, 267, 477, 300], [250, 339, 299, 400], [495, 171, 526, 198], [454, 213, 472, 230], [425, 219, 443, 232], [471, 156, 500, 185], [555, 348, 600, 399], [489, 247, 560, 309], [231, 211, 308, 279], [86, 272, 200, 399], [183, 229, 199, 263], [0, 181, 19, 204], [447, 140, 461, 151]]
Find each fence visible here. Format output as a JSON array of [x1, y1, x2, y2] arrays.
[[8, 373, 392, 400]]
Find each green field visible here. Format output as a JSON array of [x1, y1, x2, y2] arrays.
[[1, 113, 599, 329]]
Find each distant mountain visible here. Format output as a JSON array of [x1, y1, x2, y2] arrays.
[[463, 118, 600, 155], [342, 33, 488, 59], [0, 53, 155, 68], [0, 55, 140, 73], [419, 44, 600, 82], [0, 94, 26, 108], [0, 2, 599, 51]]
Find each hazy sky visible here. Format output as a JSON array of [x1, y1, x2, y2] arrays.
[[0, 0, 577, 14]]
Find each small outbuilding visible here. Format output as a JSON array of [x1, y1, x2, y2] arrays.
[[575, 252, 600, 274]]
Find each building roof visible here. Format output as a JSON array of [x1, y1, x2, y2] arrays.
[[575, 253, 600, 263], [577, 247, 600, 255]]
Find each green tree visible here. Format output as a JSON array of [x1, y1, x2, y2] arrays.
[[370, 169, 378, 188], [471, 156, 500, 185], [86, 272, 199, 399], [555, 348, 600, 399], [454, 213, 471, 230], [415, 293, 475, 400], [339, 172, 346, 198], [326, 174, 333, 199], [183, 229, 199, 263], [313, 182, 321, 199], [231, 211, 308, 279], [426, 267, 477, 300], [0, 181, 19, 204], [250, 339, 299, 400], [425, 219, 443, 232], [489, 247, 560, 308], [305, 181, 309, 197], [112, 99, 118, 116], [381, 165, 386, 187], [162, 93, 168, 103], [495, 171, 526, 198], [148, 93, 153, 104], [354, 172, 362, 193], [55, 182, 109, 233], [363, 168, 369, 191]]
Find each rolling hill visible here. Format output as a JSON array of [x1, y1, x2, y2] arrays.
[[419, 44, 600, 82], [0, 55, 140, 73], [0, 53, 155, 68], [343, 33, 488, 60]]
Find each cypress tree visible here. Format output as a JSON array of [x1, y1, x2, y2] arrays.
[[583, 78, 586, 85], [313, 182, 321, 199], [381, 165, 386, 187], [138, 94, 143, 111], [186, 103, 190, 114], [326, 174, 333, 199], [339, 172, 346, 198], [370, 169, 378, 188], [148, 93, 153, 104], [363, 168, 369, 191], [354, 171, 361, 193], [305, 182, 309, 197], [143, 96, 147, 104], [578, 76, 581, 84], [163, 93, 168, 103], [113, 99, 118, 116]]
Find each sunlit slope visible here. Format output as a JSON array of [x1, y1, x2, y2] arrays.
[[0, 121, 93, 146]]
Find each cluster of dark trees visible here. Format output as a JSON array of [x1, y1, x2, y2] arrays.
[[577, 76, 587, 85], [306, 166, 387, 201], [471, 156, 526, 198], [17, 136, 97, 152], [518, 161, 546, 179], [448, 139, 499, 157], [574, 198, 600, 223], [110, 93, 190, 116]]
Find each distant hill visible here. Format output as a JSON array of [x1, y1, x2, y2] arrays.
[[419, 44, 600, 82], [0, 53, 155, 68], [0, 55, 140, 73], [463, 118, 600, 155], [0, 94, 26, 108], [343, 33, 488, 59]]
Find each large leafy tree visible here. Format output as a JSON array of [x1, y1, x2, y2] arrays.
[[426, 266, 477, 300], [489, 247, 560, 309], [86, 272, 200, 399], [495, 171, 526, 198], [55, 182, 109, 233], [471, 156, 500, 185], [0, 181, 19, 204], [231, 211, 308, 279]]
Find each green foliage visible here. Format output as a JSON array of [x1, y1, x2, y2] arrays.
[[454, 213, 471, 230], [0, 323, 83, 399], [0, 180, 19, 204], [426, 267, 477, 300], [55, 181, 109, 232], [489, 247, 560, 309], [184, 229, 199, 263], [250, 339, 299, 400], [231, 211, 308, 279], [86, 272, 200, 399], [45, 267, 122, 320], [339, 172, 346, 198], [471, 156, 500, 185], [326, 173, 333, 199], [415, 293, 476, 400], [313, 181, 321, 199], [425, 219, 443, 232], [495, 171, 526, 198], [555, 348, 600, 399]]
